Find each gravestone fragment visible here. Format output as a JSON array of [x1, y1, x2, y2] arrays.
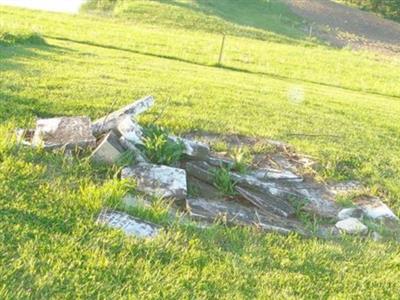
[[97, 209, 160, 238], [91, 131, 126, 164], [121, 163, 187, 200], [32, 116, 96, 150]]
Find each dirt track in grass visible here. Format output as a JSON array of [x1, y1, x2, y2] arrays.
[[283, 0, 400, 55]]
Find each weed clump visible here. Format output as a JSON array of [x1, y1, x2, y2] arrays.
[[141, 125, 184, 166], [213, 167, 237, 196]]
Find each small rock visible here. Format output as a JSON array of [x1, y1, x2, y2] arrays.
[[337, 207, 364, 220], [91, 131, 126, 164], [335, 218, 368, 235], [329, 180, 363, 195], [92, 96, 154, 136], [121, 163, 187, 200], [97, 209, 160, 238], [32, 116, 96, 150]]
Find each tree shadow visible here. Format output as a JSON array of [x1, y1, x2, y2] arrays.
[[152, 0, 308, 42]]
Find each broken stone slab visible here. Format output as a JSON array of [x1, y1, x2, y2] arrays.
[[186, 197, 307, 235], [169, 136, 210, 160], [91, 131, 126, 164], [92, 96, 154, 136], [337, 207, 364, 220], [116, 116, 144, 145], [119, 136, 147, 163], [206, 156, 234, 169], [329, 180, 364, 195], [32, 117, 96, 150], [187, 176, 222, 200], [251, 168, 303, 182], [121, 163, 187, 200], [236, 186, 295, 218], [335, 218, 368, 235], [97, 209, 160, 238], [355, 197, 398, 220], [185, 161, 215, 185]]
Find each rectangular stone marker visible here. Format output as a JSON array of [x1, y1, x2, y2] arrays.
[[121, 163, 187, 200], [169, 136, 210, 160], [186, 197, 304, 235], [91, 131, 126, 165], [92, 96, 154, 136], [236, 186, 295, 218], [97, 209, 160, 238], [32, 116, 96, 150]]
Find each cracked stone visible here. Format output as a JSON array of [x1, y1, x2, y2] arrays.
[[121, 163, 187, 200], [32, 116, 96, 150]]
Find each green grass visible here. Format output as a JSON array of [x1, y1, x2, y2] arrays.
[[1, 2, 400, 298], [0, 23, 45, 46]]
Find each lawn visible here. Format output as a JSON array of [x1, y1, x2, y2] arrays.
[[1, 1, 400, 298]]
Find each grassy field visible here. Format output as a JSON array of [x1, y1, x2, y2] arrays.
[[1, 1, 400, 298]]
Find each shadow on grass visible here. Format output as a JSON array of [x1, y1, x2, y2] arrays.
[[44, 35, 399, 100], [153, 0, 308, 41]]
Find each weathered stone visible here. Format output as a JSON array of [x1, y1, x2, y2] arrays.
[[116, 116, 144, 145], [121, 163, 187, 200], [372, 231, 383, 241], [206, 156, 234, 169], [91, 131, 126, 164], [97, 209, 160, 238], [170, 136, 210, 160], [329, 180, 363, 195], [356, 197, 398, 220], [337, 207, 364, 220], [119, 136, 147, 163], [251, 168, 302, 182], [92, 96, 154, 136], [186, 197, 307, 235], [236, 186, 295, 218], [187, 176, 222, 200], [185, 161, 215, 185], [32, 117, 96, 150], [335, 218, 368, 235]]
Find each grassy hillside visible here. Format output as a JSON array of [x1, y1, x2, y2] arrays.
[[1, 1, 400, 298]]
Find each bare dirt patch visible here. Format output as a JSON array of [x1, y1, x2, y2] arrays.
[[283, 0, 400, 55]]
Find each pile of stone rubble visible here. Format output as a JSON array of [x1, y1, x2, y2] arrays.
[[17, 96, 399, 240]]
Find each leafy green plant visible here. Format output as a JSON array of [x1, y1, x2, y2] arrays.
[[141, 125, 184, 166], [213, 167, 237, 196]]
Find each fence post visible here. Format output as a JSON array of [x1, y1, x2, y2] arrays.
[[218, 34, 226, 66]]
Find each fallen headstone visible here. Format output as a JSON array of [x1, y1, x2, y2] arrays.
[[121, 163, 187, 200], [32, 116, 96, 150], [186, 197, 307, 235], [335, 218, 368, 235], [251, 168, 302, 182], [170, 136, 210, 160], [92, 96, 154, 136], [91, 131, 126, 164], [97, 209, 160, 238], [236, 186, 295, 217], [117, 116, 144, 145]]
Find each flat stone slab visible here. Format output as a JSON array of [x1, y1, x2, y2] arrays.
[[117, 117, 144, 145], [335, 218, 368, 235], [170, 136, 210, 160], [91, 131, 126, 164], [251, 168, 302, 182], [32, 117, 96, 150], [355, 197, 398, 220], [97, 209, 160, 238], [121, 163, 187, 200], [186, 197, 307, 235], [92, 96, 154, 136], [236, 186, 295, 218]]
